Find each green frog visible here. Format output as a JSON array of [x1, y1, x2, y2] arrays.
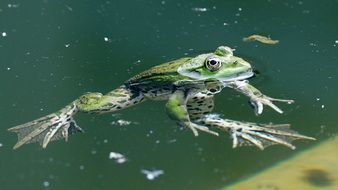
[[8, 46, 315, 150]]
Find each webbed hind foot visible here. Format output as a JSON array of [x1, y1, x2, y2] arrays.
[[8, 102, 82, 149], [199, 114, 315, 150]]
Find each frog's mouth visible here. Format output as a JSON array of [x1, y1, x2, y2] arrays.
[[220, 68, 254, 82]]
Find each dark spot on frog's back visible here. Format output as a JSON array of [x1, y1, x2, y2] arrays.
[[303, 168, 334, 187]]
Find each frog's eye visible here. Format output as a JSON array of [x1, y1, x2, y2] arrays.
[[205, 57, 222, 71]]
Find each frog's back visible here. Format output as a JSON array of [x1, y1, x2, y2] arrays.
[[125, 57, 191, 87]]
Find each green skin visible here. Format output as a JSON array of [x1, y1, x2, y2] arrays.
[[8, 46, 315, 150]]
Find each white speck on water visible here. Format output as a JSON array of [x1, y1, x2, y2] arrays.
[[321, 105, 325, 109], [335, 40, 338, 44], [8, 4, 19, 8], [103, 139, 108, 143], [109, 152, 127, 164], [111, 119, 132, 126], [2, 32, 7, 37], [155, 140, 160, 144], [167, 139, 177, 144], [141, 169, 164, 180], [223, 22, 229, 26], [192, 7, 208, 12], [65, 4, 73, 12], [6, 67, 11, 71], [104, 37, 109, 42], [302, 10, 310, 14], [238, 7, 242, 11], [79, 165, 85, 170], [309, 42, 317, 47], [42, 181, 50, 187], [316, 98, 320, 101], [65, 44, 70, 48], [0, 143, 3, 147]]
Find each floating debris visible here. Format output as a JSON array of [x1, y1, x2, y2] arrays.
[[111, 119, 132, 126], [65, 5, 73, 12], [104, 37, 109, 42], [191, 7, 208, 12], [2, 32, 7, 37], [141, 169, 164, 180], [42, 181, 50, 187], [109, 151, 127, 164], [167, 139, 177, 144], [8, 4, 20, 8], [0, 143, 3, 147], [79, 165, 85, 170], [243, 34, 279, 45]]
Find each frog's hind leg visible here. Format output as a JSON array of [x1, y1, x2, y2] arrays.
[[8, 85, 145, 149], [198, 115, 315, 150], [75, 85, 145, 114], [166, 90, 218, 136], [187, 92, 215, 121], [186, 92, 315, 150]]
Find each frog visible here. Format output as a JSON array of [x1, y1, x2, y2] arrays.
[[8, 46, 315, 150]]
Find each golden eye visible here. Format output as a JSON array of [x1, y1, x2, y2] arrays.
[[205, 57, 222, 71]]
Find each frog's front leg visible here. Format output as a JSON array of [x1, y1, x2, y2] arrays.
[[228, 80, 294, 115], [8, 85, 145, 149], [165, 90, 218, 136]]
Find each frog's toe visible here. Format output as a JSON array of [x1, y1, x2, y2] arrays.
[[230, 123, 315, 150], [186, 122, 219, 137], [250, 96, 294, 115]]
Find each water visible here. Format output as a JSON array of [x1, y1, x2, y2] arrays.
[[0, 0, 337, 189]]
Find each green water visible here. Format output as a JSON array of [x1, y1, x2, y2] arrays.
[[0, 0, 337, 190]]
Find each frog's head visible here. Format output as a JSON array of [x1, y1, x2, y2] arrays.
[[177, 46, 254, 82]]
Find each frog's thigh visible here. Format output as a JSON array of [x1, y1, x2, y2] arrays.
[[165, 90, 190, 122], [76, 85, 145, 113], [187, 92, 214, 120]]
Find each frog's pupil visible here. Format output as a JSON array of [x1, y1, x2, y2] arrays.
[[210, 60, 217, 65]]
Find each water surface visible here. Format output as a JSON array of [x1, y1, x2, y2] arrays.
[[0, 0, 337, 190]]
